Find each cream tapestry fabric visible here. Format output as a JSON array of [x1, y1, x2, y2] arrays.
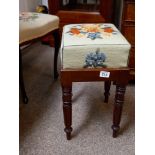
[[61, 24, 131, 69], [19, 12, 59, 44]]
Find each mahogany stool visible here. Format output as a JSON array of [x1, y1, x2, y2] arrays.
[[19, 12, 60, 104], [60, 24, 131, 140]]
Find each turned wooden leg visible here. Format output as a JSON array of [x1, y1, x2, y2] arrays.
[[19, 47, 28, 104], [112, 84, 126, 138], [62, 84, 73, 140], [104, 81, 111, 103], [52, 29, 60, 80]]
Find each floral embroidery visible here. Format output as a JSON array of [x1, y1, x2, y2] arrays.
[[87, 32, 102, 40], [70, 28, 80, 34], [19, 13, 39, 21], [84, 49, 107, 68], [104, 27, 114, 33], [66, 24, 118, 40]]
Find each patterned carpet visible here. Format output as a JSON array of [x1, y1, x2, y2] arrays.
[[20, 42, 135, 155]]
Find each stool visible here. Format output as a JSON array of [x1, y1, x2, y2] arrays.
[[60, 24, 131, 140], [19, 12, 60, 104]]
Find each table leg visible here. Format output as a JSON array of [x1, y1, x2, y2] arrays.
[[104, 81, 111, 103], [62, 84, 73, 140], [19, 47, 28, 104], [53, 29, 60, 80], [112, 84, 126, 137]]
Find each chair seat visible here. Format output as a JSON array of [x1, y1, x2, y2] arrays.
[[19, 12, 59, 44], [61, 24, 131, 69]]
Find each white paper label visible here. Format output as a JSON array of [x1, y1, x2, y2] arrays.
[[99, 71, 110, 78]]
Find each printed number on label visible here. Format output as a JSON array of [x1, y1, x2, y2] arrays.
[[99, 71, 110, 78]]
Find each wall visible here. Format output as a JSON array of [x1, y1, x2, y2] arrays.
[[42, 0, 48, 7], [19, 0, 41, 12]]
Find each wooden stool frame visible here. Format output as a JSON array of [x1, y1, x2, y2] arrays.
[[61, 68, 129, 140], [19, 29, 60, 104]]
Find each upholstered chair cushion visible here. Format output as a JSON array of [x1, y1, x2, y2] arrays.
[[19, 12, 59, 44]]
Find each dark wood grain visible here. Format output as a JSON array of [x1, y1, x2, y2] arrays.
[[128, 46, 135, 68], [19, 47, 28, 104], [112, 84, 126, 138], [100, 0, 114, 22], [123, 1, 135, 21], [57, 10, 105, 34], [48, 0, 114, 22], [121, 0, 135, 80], [61, 68, 129, 140], [48, 0, 60, 15], [61, 68, 129, 83], [122, 25, 135, 45], [104, 81, 111, 103], [19, 29, 60, 103], [52, 29, 61, 79], [62, 85, 73, 140]]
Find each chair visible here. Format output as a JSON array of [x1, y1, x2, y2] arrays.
[[19, 12, 60, 104]]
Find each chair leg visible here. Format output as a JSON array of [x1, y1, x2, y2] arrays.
[[52, 29, 60, 80], [19, 47, 28, 104], [104, 81, 111, 103], [112, 84, 126, 138], [62, 84, 73, 140]]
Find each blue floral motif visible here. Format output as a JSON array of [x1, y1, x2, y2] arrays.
[[87, 32, 102, 40], [84, 49, 106, 68]]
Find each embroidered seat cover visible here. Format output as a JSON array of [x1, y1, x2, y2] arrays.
[[61, 24, 131, 69], [19, 12, 59, 44]]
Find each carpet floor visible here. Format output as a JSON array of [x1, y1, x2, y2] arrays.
[[20, 42, 135, 155]]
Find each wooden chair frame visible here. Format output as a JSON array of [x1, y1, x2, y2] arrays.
[[48, 0, 115, 22], [19, 29, 60, 104]]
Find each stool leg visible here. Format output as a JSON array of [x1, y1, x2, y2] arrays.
[[104, 81, 111, 103], [62, 84, 73, 140], [53, 29, 60, 80], [112, 84, 126, 138], [19, 47, 28, 104]]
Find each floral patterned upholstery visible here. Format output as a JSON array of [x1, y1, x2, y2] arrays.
[[60, 24, 131, 69], [19, 12, 59, 44]]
